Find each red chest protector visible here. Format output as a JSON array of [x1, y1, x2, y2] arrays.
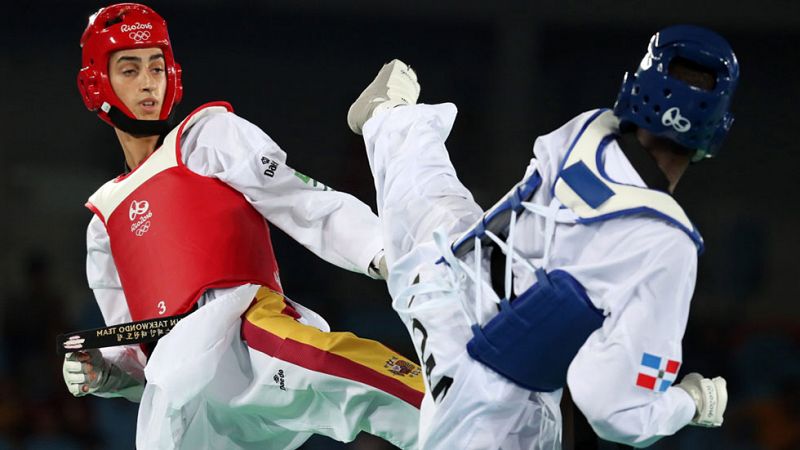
[[87, 102, 282, 321]]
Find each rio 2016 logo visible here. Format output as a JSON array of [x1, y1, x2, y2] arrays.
[[121, 22, 153, 42], [129, 200, 153, 237]]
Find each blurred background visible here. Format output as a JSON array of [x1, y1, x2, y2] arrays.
[[1, 0, 799, 449]]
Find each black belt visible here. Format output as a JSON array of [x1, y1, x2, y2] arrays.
[[56, 311, 192, 355]]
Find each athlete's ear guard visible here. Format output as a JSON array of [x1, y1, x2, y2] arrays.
[[466, 269, 604, 392]]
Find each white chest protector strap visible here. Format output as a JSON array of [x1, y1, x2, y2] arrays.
[[553, 109, 703, 252], [434, 173, 604, 393]]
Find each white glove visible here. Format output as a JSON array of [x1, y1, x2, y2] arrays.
[[63, 349, 143, 399], [675, 372, 728, 427]]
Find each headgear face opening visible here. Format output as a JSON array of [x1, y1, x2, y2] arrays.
[[77, 3, 183, 135], [613, 25, 739, 160]]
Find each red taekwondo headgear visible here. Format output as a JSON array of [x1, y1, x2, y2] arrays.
[[78, 3, 183, 136]]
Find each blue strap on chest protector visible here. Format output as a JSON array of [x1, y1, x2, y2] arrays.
[[450, 173, 542, 260], [466, 269, 604, 392]]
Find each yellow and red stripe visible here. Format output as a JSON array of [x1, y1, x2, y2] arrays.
[[242, 287, 425, 407]]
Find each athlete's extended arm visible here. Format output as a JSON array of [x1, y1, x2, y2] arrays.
[[182, 113, 384, 277], [566, 226, 725, 447]]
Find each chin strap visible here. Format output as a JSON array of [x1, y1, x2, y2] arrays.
[[106, 104, 176, 137]]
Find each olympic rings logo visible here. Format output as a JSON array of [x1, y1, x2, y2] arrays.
[[661, 107, 692, 133], [135, 221, 151, 236], [129, 30, 151, 42]]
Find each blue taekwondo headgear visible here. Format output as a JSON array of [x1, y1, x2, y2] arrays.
[[613, 25, 739, 161]]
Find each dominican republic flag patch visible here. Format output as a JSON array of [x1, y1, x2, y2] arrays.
[[636, 352, 680, 392]]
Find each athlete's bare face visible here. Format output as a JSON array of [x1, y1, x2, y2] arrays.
[[108, 47, 167, 120]]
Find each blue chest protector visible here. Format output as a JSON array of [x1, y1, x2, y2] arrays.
[[459, 109, 702, 392], [467, 269, 603, 392]]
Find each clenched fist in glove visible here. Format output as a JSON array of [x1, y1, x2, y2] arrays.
[[675, 372, 728, 427], [63, 349, 144, 401]]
